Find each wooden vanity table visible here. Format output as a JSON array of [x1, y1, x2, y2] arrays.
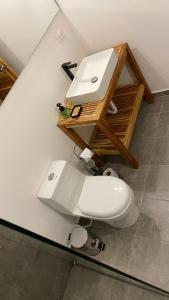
[[57, 43, 154, 169], [0, 57, 17, 102]]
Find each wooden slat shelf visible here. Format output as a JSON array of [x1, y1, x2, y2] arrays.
[[0, 57, 17, 101], [89, 84, 144, 154], [57, 43, 154, 168], [58, 99, 103, 127]]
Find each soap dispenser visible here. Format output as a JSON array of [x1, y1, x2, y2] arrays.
[[56, 103, 71, 118]]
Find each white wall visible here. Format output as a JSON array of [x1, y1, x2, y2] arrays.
[[0, 11, 88, 245], [0, 0, 59, 72], [57, 0, 169, 92]]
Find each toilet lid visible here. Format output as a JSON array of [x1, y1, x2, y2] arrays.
[[78, 176, 130, 218]]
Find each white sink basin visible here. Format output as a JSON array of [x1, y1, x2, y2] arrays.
[[66, 48, 118, 104]]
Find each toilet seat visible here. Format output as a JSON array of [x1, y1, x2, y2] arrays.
[[77, 176, 131, 219]]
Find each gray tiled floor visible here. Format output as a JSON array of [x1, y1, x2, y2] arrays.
[[91, 228, 135, 272], [151, 136, 169, 164], [63, 264, 169, 300], [130, 137, 155, 164], [135, 199, 169, 242], [145, 164, 169, 200], [132, 112, 159, 139], [126, 235, 169, 290], [0, 224, 73, 300], [156, 112, 169, 137], [78, 94, 169, 293]]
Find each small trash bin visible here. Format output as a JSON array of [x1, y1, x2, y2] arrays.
[[69, 225, 105, 256]]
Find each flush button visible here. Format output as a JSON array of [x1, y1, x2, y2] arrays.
[[48, 173, 55, 181]]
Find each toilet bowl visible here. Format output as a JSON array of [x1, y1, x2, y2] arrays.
[[38, 160, 139, 228]]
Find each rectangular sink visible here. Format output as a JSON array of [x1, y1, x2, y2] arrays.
[[66, 48, 118, 105]]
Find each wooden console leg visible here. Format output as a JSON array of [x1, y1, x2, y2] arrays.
[[97, 120, 139, 169], [58, 125, 104, 166], [126, 43, 154, 103]]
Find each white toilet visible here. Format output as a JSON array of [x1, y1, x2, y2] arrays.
[[38, 160, 139, 228]]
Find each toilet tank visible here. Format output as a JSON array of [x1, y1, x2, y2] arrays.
[[38, 160, 85, 214]]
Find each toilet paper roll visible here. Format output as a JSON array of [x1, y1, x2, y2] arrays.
[[79, 148, 94, 162], [103, 168, 119, 177]]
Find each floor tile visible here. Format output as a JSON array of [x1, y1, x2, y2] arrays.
[[160, 95, 169, 112], [0, 238, 4, 248], [64, 264, 159, 300], [39, 239, 62, 256], [64, 264, 125, 300], [0, 285, 21, 300], [91, 217, 137, 236], [0, 238, 37, 289], [124, 284, 150, 300], [139, 97, 162, 114], [90, 228, 134, 272], [135, 199, 169, 243], [134, 191, 145, 209], [39, 239, 74, 263], [0, 234, 72, 300], [20, 233, 40, 250], [0, 224, 23, 242], [148, 292, 169, 300], [119, 164, 149, 191], [132, 112, 159, 139], [129, 137, 155, 164], [145, 165, 169, 200], [151, 136, 169, 164], [20, 251, 72, 300], [156, 112, 169, 137], [126, 235, 169, 291], [125, 286, 169, 300]]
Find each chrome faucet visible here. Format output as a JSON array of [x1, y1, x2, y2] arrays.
[[61, 61, 77, 81]]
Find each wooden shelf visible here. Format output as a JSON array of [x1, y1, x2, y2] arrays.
[[57, 43, 154, 168], [89, 84, 144, 154], [0, 57, 17, 101], [58, 43, 128, 128], [58, 99, 103, 127]]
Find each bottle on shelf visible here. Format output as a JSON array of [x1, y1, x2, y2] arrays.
[[56, 103, 71, 118]]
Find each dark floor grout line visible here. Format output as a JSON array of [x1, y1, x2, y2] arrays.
[[123, 231, 138, 275], [0, 237, 5, 248], [140, 164, 151, 211], [132, 231, 169, 247], [61, 263, 75, 300], [140, 162, 169, 166], [154, 112, 161, 139], [131, 136, 156, 142], [159, 111, 169, 114], [9, 242, 40, 297], [137, 193, 145, 212], [138, 111, 161, 117], [142, 197, 169, 202]]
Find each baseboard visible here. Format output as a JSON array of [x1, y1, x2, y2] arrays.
[[152, 89, 169, 96]]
